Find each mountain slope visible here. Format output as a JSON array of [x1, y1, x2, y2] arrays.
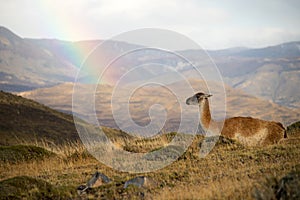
[[0, 26, 144, 91], [1, 26, 300, 110], [181, 42, 300, 109], [0, 90, 80, 145], [0, 90, 134, 146], [0, 26, 78, 91], [226, 61, 300, 109]]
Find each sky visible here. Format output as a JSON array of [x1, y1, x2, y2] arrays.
[[0, 0, 300, 49]]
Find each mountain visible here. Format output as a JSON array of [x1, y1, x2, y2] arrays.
[[236, 41, 300, 58], [213, 47, 300, 109], [0, 26, 146, 91], [205, 41, 300, 58], [0, 26, 79, 92], [180, 42, 300, 109], [26, 38, 142, 69], [1, 26, 300, 110]]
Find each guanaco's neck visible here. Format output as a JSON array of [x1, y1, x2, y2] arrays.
[[199, 98, 212, 131]]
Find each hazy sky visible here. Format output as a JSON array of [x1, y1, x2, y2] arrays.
[[0, 0, 300, 49]]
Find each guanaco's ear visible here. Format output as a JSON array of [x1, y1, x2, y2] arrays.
[[195, 92, 204, 98], [195, 92, 212, 99]]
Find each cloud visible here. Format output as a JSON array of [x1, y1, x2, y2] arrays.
[[0, 0, 300, 49], [190, 27, 300, 49]]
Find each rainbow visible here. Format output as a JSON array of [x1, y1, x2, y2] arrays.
[[37, 1, 118, 85], [34, 3, 209, 86]]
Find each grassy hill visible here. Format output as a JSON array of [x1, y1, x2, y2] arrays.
[[287, 121, 300, 138], [0, 90, 80, 145], [0, 90, 133, 146]]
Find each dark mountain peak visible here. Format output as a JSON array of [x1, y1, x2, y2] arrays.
[[0, 90, 46, 109], [0, 26, 18, 35], [278, 41, 300, 47], [0, 26, 23, 46]]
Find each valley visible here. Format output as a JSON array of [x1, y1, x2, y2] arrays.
[[19, 80, 300, 134]]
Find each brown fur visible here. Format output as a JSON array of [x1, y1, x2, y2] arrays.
[[199, 97, 212, 130], [198, 96, 286, 146]]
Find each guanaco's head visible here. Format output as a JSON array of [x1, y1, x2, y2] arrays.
[[186, 92, 212, 105]]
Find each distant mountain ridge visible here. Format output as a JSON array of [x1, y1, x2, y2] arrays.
[[236, 41, 300, 58], [205, 41, 300, 58], [0, 26, 300, 110]]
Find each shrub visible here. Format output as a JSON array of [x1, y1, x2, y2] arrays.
[[253, 168, 300, 200]]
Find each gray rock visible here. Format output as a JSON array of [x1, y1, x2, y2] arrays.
[[124, 176, 150, 189], [77, 171, 111, 195]]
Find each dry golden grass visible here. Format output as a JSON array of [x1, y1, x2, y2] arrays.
[[1, 131, 299, 199]]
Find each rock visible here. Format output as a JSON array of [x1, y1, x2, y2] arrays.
[[77, 171, 111, 195], [124, 176, 155, 189]]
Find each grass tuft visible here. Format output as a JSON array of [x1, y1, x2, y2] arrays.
[[0, 145, 55, 163], [0, 176, 75, 199], [287, 120, 300, 138]]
